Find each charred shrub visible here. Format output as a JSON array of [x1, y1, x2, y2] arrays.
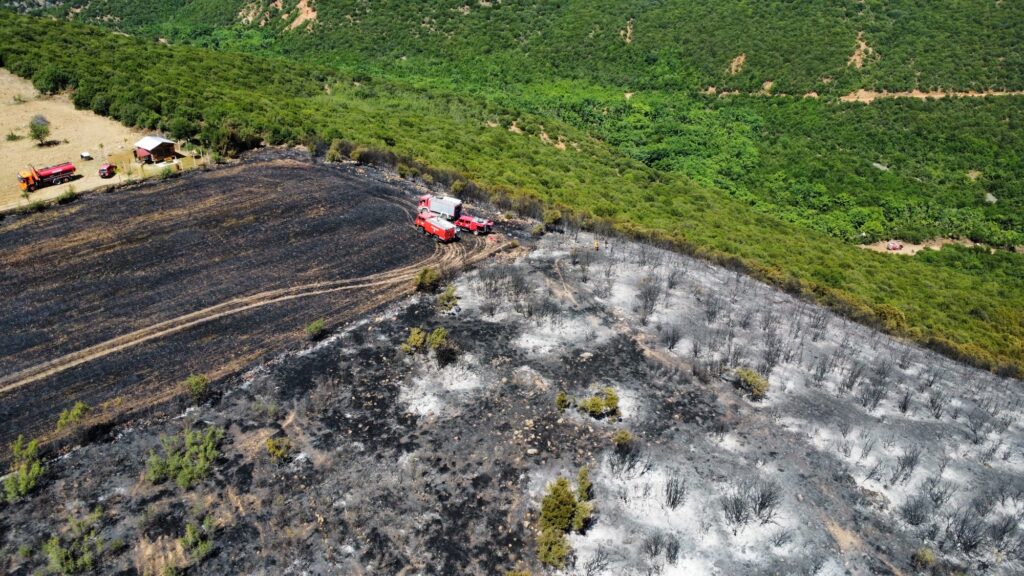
[[721, 491, 751, 535], [577, 387, 620, 419], [749, 479, 783, 524], [4, 434, 44, 503], [664, 473, 687, 510], [414, 267, 441, 292], [305, 318, 327, 341], [899, 494, 932, 526], [145, 427, 224, 490], [735, 368, 769, 401], [944, 508, 987, 554]]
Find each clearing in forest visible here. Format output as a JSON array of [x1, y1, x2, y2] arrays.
[[0, 69, 143, 211]]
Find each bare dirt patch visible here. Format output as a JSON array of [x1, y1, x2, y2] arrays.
[[847, 31, 875, 69], [0, 69, 143, 211], [728, 53, 746, 75], [620, 18, 634, 44], [286, 0, 317, 31], [840, 88, 1024, 103], [860, 237, 984, 255]]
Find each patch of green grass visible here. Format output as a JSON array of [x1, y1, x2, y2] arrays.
[[305, 318, 326, 341], [4, 434, 44, 503], [145, 427, 223, 490]]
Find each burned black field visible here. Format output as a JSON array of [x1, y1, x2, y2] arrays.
[[0, 150, 464, 451], [1, 158, 1023, 575]]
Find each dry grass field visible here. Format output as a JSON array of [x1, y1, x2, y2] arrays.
[[0, 68, 143, 210]]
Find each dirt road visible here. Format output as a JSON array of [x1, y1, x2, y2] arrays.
[[0, 150, 493, 450]]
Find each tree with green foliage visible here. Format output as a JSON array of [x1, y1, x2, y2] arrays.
[[5, 435, 44, 502], [29, 115, 50, 145]]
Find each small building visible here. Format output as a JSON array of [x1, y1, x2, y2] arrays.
[[134, 136, 177, 163]]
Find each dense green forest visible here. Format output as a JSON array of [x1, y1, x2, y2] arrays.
[[0, 8, 1022, 375], [41, 0, 1024, 93], [27, 0, 1024, 247]]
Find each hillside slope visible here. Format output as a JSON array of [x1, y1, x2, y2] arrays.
[[0, 7, 1021, 376], [42, 0, 1024, 93]]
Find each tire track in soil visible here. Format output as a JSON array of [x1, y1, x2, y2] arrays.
[[0, 237, 498, 395]]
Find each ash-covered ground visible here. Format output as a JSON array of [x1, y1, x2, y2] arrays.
[[2, 229, 1022, 575]]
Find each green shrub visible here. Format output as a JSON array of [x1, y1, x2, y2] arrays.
[[401, 327, 427, 353], [735, 368, 770, 401], [414, 267, 441, 292], [531, 223, 545, 237], [145, 427, 223, 489], [437, 284, 458, 312], [326, 138, 354, 162], [577, 387, 619, 419], [427, 327, 449, 350], [159, 167, 175, 180], [43, 508, 104, 575], [911, 547, 936, 569], [537, 471, 595, 567], [18, 544, 32, 558], [536, 527, 570, 568], [612, 429, 634, 448], [182, 374, 209, 403], [180, 516, 215, 561], [555, 390, 570, 412], [539, 477, 576, 533], [305, 318, 326, 340], [57, 401, 89, 431], [266, 436, 291, 460], [572, 500, 594, 532], [4, 435, 44, 502], [543, 209, 562, 227], [6, 130, 22, 141], [576, 466, 592, 501]]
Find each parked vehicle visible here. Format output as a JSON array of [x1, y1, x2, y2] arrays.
[[17, 163, 76, 192], [418, 194, 463, 220], [98, 163, 117, 179], [454, 214, 493, 235], [415, 211, 458, 242], [419, 194, 493, 234]]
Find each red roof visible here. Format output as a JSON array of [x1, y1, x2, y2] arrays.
[[135, 148, 151, 158]]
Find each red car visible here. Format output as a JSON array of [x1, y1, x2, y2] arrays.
[[98, 163, 117, 179], [454, 214, 493, 235]]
